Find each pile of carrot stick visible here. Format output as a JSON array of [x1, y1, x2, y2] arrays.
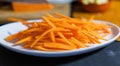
[[6, 13, 111, 51]]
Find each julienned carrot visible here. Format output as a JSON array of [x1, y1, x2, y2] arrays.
[[50, 31, 55, 42], [8, 17, 28, 25], [6, 34, 18, 41], [43, 42, 75, 50], [14, 36, 32, 45], [70, 37, 85, 48], [6, 13, 112, 51]]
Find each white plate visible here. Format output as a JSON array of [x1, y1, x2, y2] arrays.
[[0, 20, 120, 57]]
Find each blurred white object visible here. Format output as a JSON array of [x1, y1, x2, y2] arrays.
[[81, 0, 109, 5], [47, 0, 73, 4]]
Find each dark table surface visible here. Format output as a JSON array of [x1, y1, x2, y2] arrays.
[[0, 41, 120, 66]]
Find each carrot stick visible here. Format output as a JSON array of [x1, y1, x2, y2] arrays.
[[43, 42, 76, 50], [14, 36, 32, 45], [6, 34, 18, 41], [50, 31, 55, 42], [8, 17, 28, 25], [70, 37, 86, 48], [42, 16, 56, 28]]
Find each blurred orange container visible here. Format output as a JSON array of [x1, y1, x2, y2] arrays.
[[12, 2, 53, 12]]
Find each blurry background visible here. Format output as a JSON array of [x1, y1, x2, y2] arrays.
[[0, 0, 119, 31], [72, 0, 120, 27], [0, 0, 73, 24]]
